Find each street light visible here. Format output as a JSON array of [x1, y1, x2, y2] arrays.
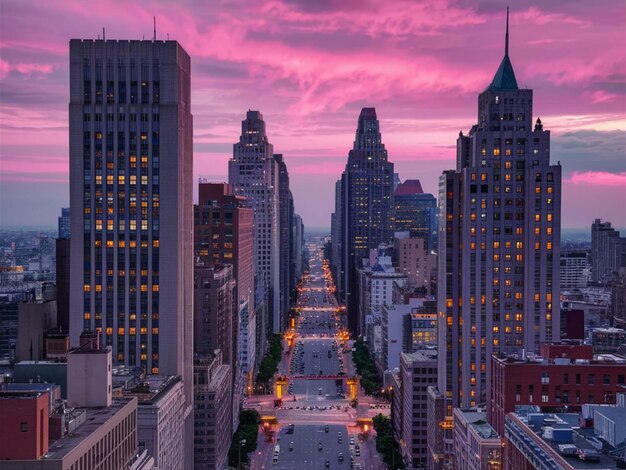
[[238, 438, 247, 470]]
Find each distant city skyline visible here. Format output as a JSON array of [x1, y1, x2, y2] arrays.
[[1, 0, 625, 229]]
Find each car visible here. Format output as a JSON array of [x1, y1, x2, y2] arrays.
[[338, 437, 342, 443], [355, 449, 360, 457], [338, 452, 344, 462], [325, 460, 330, 468], [289, 442, 294, 451], [325, 425, 329, 433], [350, 438, 355, 445], [318, 442, 323, 451]]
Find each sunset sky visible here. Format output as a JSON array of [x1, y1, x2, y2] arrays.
[[1, 0, 625, 230]]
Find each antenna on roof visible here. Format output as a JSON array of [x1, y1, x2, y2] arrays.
[[103, 27, 106, 41], [505, 6, 510, 56], [153, 16, 157, 41]]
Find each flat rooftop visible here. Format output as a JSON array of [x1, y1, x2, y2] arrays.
[[43, 398, 135, 461], [513, 412, 619, 469]]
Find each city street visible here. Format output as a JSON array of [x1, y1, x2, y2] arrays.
[[248, 239, 384, 470]]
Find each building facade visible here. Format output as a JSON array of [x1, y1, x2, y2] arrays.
[[452, 409, 501, 470], [68, 40, 193, 395], [339, 108, 395, 334], [193, 265, 236, 369], [397, 351, 438, 469], [559, 251, 590, 289], [591, 219, 626, 284], [489, 344, 626, 436], [438, 14, 562, 408], [394, 180, 437, 253], [394, 233, 436, 293], [127, 376, 186, 470], [193, 352, 232, 470], [229, 111, 281, 342]]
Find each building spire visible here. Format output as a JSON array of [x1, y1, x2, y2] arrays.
[[505, 6, 510, 56]]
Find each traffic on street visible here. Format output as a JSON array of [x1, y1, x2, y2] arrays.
[[248, 239, 385, 470]]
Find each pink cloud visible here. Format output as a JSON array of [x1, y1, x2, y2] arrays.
[[566, 171, 626, 186], [0, 58, 54, 78], [0, 0, 625, 228]]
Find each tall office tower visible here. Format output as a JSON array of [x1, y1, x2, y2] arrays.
[[288, 191, 297, 304], [331, 179, 343, 297], [591, 219, 626, 284], [68, 39, 193, 433], [294, 214, 304, 279], [394, 180, 438, 253], [438, 11, 561, 408], [57, 209, 71, 331], [193, 265, 235, 369], [229, 111, 281, 340], [339, 108, 394, 334], [275, 154, 291, 330], [58, 208, 71, 239], [194, 182, 255, 386]]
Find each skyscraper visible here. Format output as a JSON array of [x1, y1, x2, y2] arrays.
[[339, 108, 394, 334], [56, 208, 71, 331], [591, 218, 626, 284], [194, 182, 255, 387], [68, 39, 193, 402], [393, 180, 437, 253], [274, 153, 292, 330], [58, 207, 71, 239], [438, 11, 561, 408], [229, 111, 281, 344]]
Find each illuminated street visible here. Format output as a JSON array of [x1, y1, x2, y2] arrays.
[[247, 239, 385, 470]]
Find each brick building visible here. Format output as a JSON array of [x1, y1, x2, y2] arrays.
[[489, 343, 626, 435]]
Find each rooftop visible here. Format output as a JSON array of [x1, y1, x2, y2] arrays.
[[43, 398, 136, 461], [124, 375, 182, 405], [457, 410, 499, 440], [394, 179, 424, 196], [510, 412, 621, 469]]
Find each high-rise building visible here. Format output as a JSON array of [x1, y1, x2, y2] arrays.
[[274, 153, 292, 330], [396, 351, 438, 468], [394, 180, 437, 253], [194, 182, 255, 391], [68, 39, 193, 464], [193, 351, 232, 470], [229, 111, 281, 341], [55, 237, 71, 332], [591, 218, 626, 284], [393, 232, 436, 293], [560, 251, 590, 289], [58, 208, 71, 240], [193, 265, 235, 372], [339, 108, 394, 334], [438, 11, 562, 408], [331, 179, 343, 297], [69, 38, 193, 382]]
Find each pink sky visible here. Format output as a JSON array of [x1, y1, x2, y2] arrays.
[[1, 0, 625, 229]]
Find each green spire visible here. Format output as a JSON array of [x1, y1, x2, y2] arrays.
[[487, 7, 519, 91]]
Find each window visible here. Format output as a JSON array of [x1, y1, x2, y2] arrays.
[[20, 422, 28, 432]]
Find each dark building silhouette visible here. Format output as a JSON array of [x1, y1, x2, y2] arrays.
[[338, 107, 394, 335]]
